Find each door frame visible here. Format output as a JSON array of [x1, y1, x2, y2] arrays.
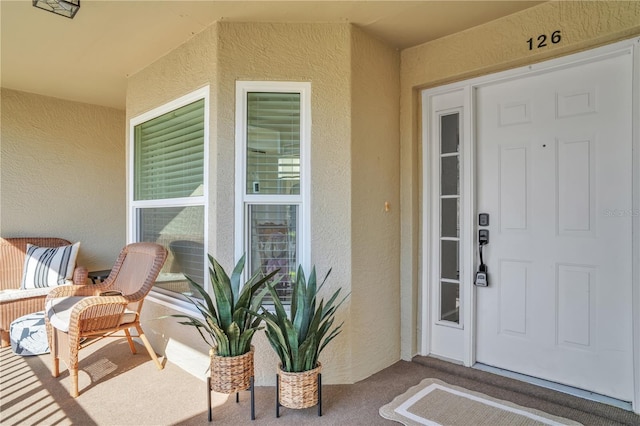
[[420, 36, 640, 412]]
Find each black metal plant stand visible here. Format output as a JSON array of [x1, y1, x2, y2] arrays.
[[207, 376, 255, 422], [275, 373, 322, 417]]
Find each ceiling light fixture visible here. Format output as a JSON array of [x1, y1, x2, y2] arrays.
[[32, 0, 80, 19]]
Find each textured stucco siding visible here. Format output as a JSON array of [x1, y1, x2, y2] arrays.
[[0, 88, 125, 270], [350, 26, 401, 381], [399, 0, 640, 359], [215, 22, 354, 385], [128, 22, 402, 386], [126, 25, 220, 383]]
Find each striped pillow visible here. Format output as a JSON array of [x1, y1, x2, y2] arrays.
[[20, 243, 81, 289]]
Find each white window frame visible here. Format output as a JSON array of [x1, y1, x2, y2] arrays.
[[234, 81, 311, 287], [128, 86, 210, 309]]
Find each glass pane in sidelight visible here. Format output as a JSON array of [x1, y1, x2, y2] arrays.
[[440, 281, 460, 324], [441, 156, 459, 196], [441, 198, 459, 238], [441, 113, 459, 154], [441, 240, 459, 281]]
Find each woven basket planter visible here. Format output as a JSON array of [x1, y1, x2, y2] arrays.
[[209, 346, 254, 394], [277, 362, 322, 409]]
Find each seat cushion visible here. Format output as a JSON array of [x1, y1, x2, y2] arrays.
[[21, 242, 80, 289], [46, 296, 137, 332], [10, 311, 49, 356]]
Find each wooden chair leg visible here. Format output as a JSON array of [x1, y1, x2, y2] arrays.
[[124, 328, 137, 354], [50, 327, 60, 377], [0, 330, 10, 348], [70, 368, 79, 398], [52, 357, 60, 378], [135, 323, 163, 370]]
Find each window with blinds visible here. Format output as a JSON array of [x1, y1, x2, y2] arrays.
[[130, 89, 208, 298], [236, 82, 310, 307], [134, 99, 205, 201], [246, 93, 300, 195]]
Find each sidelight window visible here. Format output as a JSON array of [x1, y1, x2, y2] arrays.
[[439, 112, 460, 324]]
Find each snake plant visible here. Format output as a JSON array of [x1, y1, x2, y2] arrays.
[[249, 265, 348, 372], [168, 253, 279, 357]]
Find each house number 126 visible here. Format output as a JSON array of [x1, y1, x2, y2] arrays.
[[527, 30, 562, 50]]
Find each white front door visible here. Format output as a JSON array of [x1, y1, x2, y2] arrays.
[[475, 51, 634, 401]]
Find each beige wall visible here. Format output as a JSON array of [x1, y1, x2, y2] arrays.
[[399, 1, 640, 358], [215, 22, 354, 384], [0, 88, 125, 270], [126, 23, 219, 382], [350, 26, 401, 380], [129, 22, 401, 385]]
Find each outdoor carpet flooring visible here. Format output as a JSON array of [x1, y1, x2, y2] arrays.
[[1, 338, 639, 425]]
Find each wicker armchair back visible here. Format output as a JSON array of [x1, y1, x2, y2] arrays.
[[0, 237, 87, 347]]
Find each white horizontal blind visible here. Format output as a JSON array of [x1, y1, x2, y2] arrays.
[[246, 93, 300, 195], [134, 99, 205, 201]]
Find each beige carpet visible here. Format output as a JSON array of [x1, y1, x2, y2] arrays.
[[380, 378, 583, 426], [2, 339, 638, 425]]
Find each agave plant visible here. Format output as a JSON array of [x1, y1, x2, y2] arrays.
[[168, 253, 279, 357], [249, 265, 348, 372]]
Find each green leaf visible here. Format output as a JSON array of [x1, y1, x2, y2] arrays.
[[253, 264, 348, 373], [229, 253, 246, 302], [238, 329, 256, 354], [248, 306, 292, 370], [319, 322, 344, 355], [296, 333, 318, 372], [226, 322, 240, 354], [292, 266, 309, 344], [315, 267, 332, 294], [284, 320, 299, 370], [161, 252, 281, 357], [185, 277, 219, 326], [210, 256, 234, 329]]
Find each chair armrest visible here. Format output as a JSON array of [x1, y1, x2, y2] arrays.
[[72, 266, 89, 285], [47, 283, 103, 300]]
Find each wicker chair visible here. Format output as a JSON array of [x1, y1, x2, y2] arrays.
[[45, 242, 168, 397], [0, 237, 88, 347]]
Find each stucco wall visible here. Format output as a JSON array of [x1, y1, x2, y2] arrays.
[[128, 22, 401, 386], [126, 24, 219, 382], [350, 26, 401, 380], [0, 88, 125, 270], [399, 1, 640, 359], [215, 22, 354, 385]]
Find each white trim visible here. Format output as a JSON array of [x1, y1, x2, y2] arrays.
[[420, 90, 432, 357], [129, 86, 210, 127], [420, 36, 639, 412], [631, 36, 640, 415], [461, 84, 475, 367], [234, 81, 311, 277], [423, 89, 468, 360]]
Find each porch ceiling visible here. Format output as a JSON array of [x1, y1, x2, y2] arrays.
[[1, 0, 543, 110]]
